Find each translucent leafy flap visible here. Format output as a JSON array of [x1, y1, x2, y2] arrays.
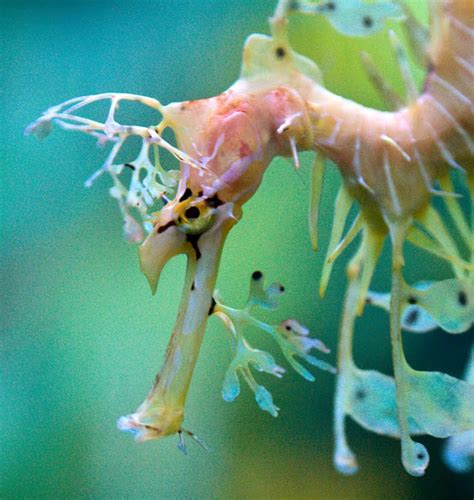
[[413, 279, 474, 334], [325, 1, 403, 37], [349, 368, 422, 437], [239, 34, 322, 82], [347, 367, 474, 439], [293, 0, 404, 37], [407, 369, 474, 438], [368, 279, 474, 334]]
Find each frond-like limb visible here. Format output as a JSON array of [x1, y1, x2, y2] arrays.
[[212, 272, 335, 415], [25, 93, 213, 242]]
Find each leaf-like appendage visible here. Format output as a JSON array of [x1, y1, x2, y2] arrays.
[[443, 430, 474, 473], [346, 367, 474, 439], [214, 272, 334, 415], [411, 279, 474, 334], [292, 0, 404, 37], [443, 348, 474, 472], [348, 368, 422, 437], [367, 279, 474, 334], [407, 369, 474, 438], [221, 333, 284, 416], [247, 271, 284, 310], [367, 285, 438, 333], [276, 319, 335, 381]]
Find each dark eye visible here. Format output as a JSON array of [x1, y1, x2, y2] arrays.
[[185, 206, 200, 219]]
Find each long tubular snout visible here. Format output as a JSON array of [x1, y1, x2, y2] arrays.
[[119, 207, 236, 440]]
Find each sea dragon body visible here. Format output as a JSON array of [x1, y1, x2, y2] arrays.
[[27, 0, 473, 476]]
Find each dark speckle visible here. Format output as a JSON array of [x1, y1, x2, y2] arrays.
[[326, 1, 336, 11], [275, 47, 286, 59], [191, 281, 195, 291], [252, 270, 263, 281], [355, 389, 366, 400], [417, 452, 425, 460], [124, 163, 135, 171], [157, 220, 176, 234], [186, 234, 201, 260], [458, 290, 468, 307], [407, 296, 417, 305], [405, 308, 419, 326], [206, 194, 223, 208], [179, 188, 192, 202], [279, 285, 285, 292], [208, 297, 217, 316], [362, 15, 373, 28]]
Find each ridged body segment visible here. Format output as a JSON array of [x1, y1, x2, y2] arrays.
[[309, 0, 473, 223]]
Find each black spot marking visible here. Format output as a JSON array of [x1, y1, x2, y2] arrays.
[[458, 290, 468, 306], [186, 234, 201, 260], [275, 47, 286, 59], [208, 297, 216, 316], [407, 296, 417, 305], [206, 194, 223, 208], [185, 206, 200, 219], [365, 297, 372, 304], [279, 285, 285, 292], [252, 270, 263, 281], [179, 188, 192, 202], [326, 1, 336, 11], [417, 452, 425, 460], [191, 281, 195, 291], [405, 308, 419, 326], [285, 324, 292, 331], [355, 389, 366, 400], [124, 163, 136, 171], [157, 220, 176, 234], [362, 15, 373, 28]]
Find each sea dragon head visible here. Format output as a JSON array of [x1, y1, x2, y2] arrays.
[[139, 187, 224, 295]]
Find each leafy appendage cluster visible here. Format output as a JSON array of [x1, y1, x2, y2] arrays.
[[212, 272, 335, 416]]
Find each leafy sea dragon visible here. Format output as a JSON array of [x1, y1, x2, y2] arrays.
[[27, 0, 473, 476]]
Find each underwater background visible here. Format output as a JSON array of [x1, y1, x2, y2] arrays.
[[1, 0, 472, 498]]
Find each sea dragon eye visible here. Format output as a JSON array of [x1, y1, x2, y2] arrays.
[[174, 195, 216, 235]]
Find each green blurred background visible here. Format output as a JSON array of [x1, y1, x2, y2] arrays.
[[1, 1, 472, 498]]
